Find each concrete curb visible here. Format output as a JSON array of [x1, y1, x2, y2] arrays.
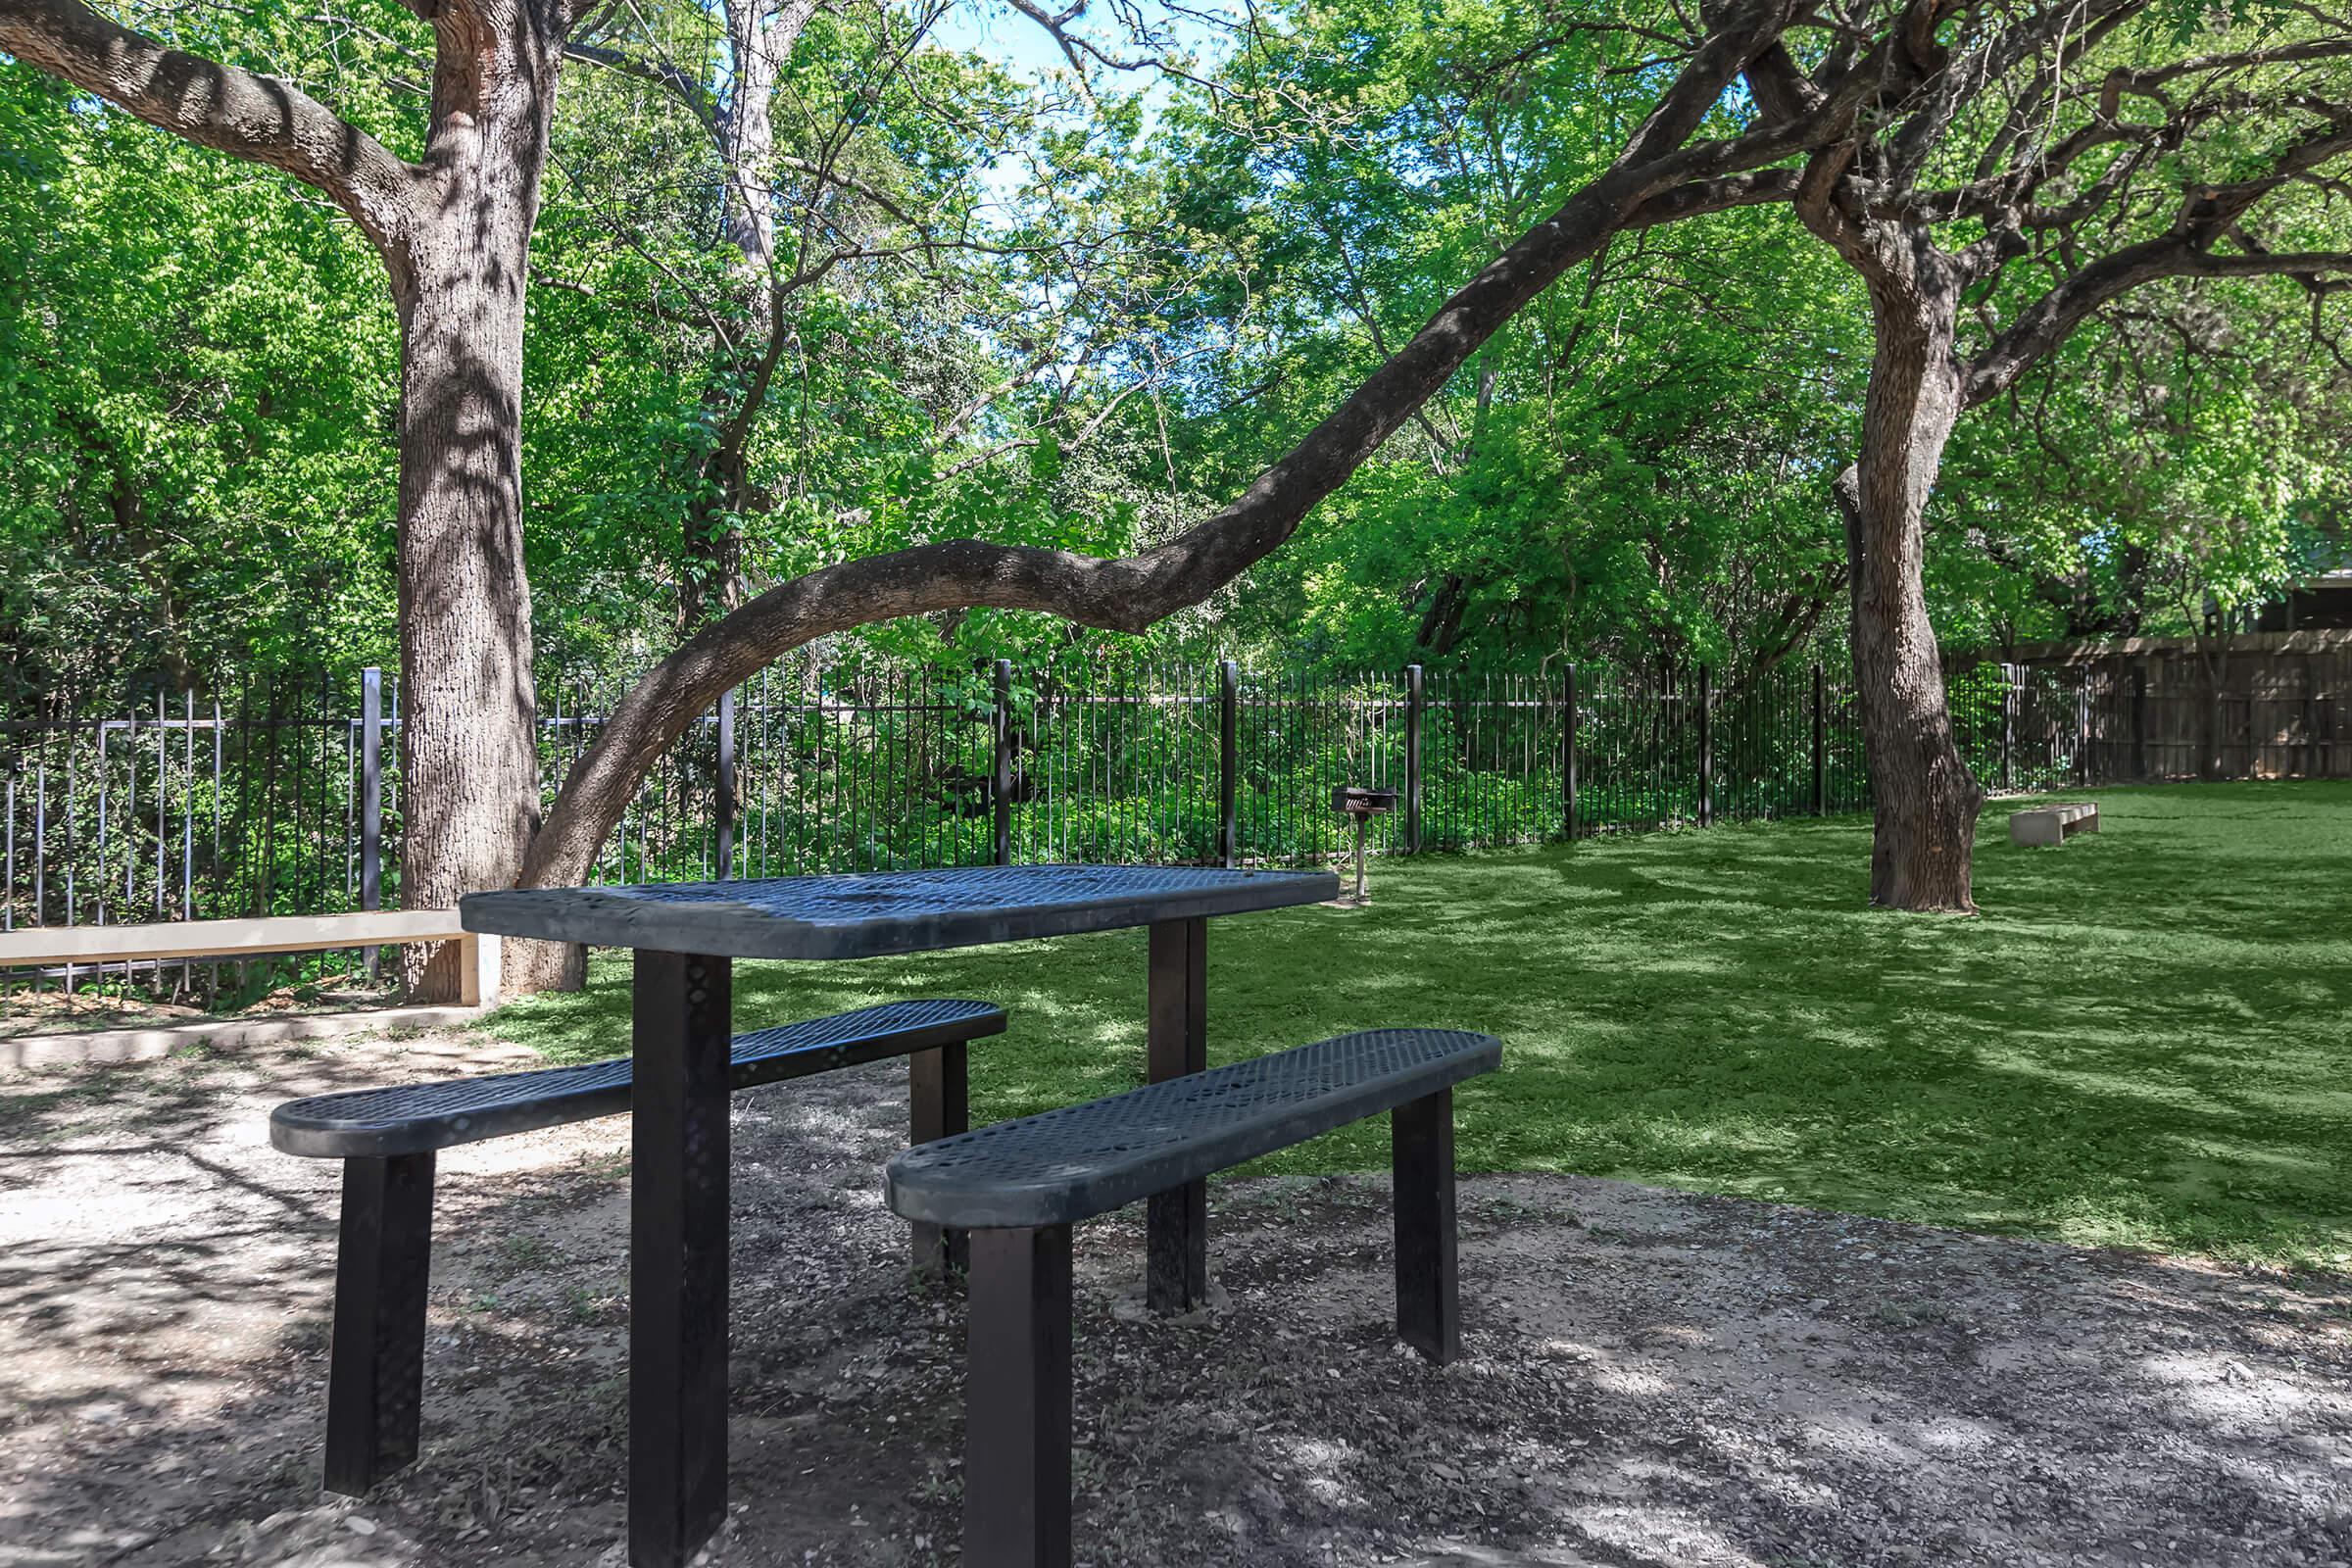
[[0, 1004, 490, 1069]]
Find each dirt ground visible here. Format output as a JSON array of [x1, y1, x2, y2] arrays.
[[2, 1030, 2347, 1568]]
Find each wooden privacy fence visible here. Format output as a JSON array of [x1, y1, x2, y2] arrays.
[[1949, 630, 2352, 785]]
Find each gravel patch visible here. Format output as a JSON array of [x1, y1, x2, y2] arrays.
[[2, 1032, 2346, 1567]]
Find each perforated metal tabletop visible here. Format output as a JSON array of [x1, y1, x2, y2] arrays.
[[461, 863, 1338, 958]]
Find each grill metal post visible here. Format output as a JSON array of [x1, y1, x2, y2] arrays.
[[1145, 916, 1207, 1313], [629, 949, 732, 1568]]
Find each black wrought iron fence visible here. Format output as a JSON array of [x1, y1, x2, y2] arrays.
[[5, 654, 2211, 1004]]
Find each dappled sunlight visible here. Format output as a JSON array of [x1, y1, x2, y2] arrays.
[[2132, 1348, 2338, 1428], [476, 782, 2352, 1266]]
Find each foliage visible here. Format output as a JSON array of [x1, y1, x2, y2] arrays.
[[0, 40, 404, 701], [1135, 2, 1876, 673], [1935, 285, 2352, 645], [1, 0, 2345, 701]]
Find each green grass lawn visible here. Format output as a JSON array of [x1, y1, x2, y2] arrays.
[[487, 782, 2352, 1270]]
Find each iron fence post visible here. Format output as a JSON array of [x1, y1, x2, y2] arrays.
[[2306, 655, 2322, 779], [2001, 666, 2016, 791], [715, 686, 737, 879], [1562, 663, 1578, 839], [992, 661, 1012, 866], [1810, 662, 1827, 814], [1217, 661, 1239, 869], [1696, 664, 1713, 827], [2076, 675, 2092, 787], [2314, 676, 2332, 780], [361, 667, 382, 976], [1403, 664, 1425, 853], [2206, 670, 2223, 780]]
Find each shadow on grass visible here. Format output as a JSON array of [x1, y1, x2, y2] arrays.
[[483, 781, 2352, 1267]]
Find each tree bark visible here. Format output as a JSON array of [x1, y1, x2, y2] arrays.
[[1838, 255, 1984, 912], [390, 0, 564, 998]]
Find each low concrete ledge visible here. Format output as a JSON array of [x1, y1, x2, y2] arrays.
[[0, 919, 500, 1007], [0, 1003, 489, 1070], [2010, 802, 2099, 848]]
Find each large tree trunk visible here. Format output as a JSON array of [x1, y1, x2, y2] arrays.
[[391, 0, 564, 1000], [1840, 262, 1984, 911]]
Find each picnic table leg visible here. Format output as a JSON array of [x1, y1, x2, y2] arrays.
[[322, 1151, 435, 1494], [909, 1042, 970, 1278], [629, 949, 733, 1568], [1392, 1085, 1461, 1364], [1145, 916, 1207, 1313], [964, 1224, 1073, 1568]]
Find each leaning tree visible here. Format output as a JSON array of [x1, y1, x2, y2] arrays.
[[1742, 1, 2352, 909], [2, 0, 564, 997]]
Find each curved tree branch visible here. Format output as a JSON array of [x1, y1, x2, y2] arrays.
[[563, 38, 717, 128], [1966, 243, 2352, 406], [519, 0, 1838, 888], [0, 0, 419, 251], [1965, 104, 2352, 405]]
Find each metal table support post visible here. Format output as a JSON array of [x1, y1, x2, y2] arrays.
[[322, 1150, 434, 1495], [1145, 916, 1207, 1312], [908, 1042, 971, 1278], [629, 949, 734, 1568], [1392, 1086, 1460, 1364], [963, 1224, 1074, 1568]]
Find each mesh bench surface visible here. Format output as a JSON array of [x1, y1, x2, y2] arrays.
[[270, 998, 1005, 1158], [885, 1027, 1500, 1230]]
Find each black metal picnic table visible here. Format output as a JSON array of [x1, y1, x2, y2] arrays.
[[460, 862, 1336, 1568]]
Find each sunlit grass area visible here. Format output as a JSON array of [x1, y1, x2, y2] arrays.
[[488, 782, 2352, 1270]]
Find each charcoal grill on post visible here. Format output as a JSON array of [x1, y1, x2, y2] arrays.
[[1331, 785, 1399, 905]]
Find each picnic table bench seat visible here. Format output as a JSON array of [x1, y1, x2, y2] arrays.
[[270, 997, 1004, 1156], [273, 997, 1005, 1496], [885, 1025, 1501, 1568]]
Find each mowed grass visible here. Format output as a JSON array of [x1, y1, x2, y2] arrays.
[[487, 782, 2352, 1269]]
